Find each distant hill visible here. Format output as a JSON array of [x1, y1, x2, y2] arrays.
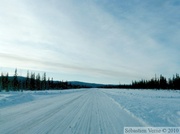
[[7, 76, 26, 81], [5, 76, 117, 88], [68, 81, 106, 88]]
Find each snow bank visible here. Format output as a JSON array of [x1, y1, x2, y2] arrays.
[[102, 89, 180, 127], [0, 89, 85, 108], [0, 92, 34, 108]]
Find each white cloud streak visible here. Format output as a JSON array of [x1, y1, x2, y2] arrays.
[[0, 0, 179, 83]]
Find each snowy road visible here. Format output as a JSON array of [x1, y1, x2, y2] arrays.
[[0, 89, 146, 134]]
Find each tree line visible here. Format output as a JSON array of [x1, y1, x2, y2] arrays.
[[101, 74, 180, 90], [0, 69, 87, 92], [1, 69, 180, 91], [131, 74, 180, 90]]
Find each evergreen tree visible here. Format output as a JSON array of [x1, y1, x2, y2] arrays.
[[159, 75, 167, 89], [131, 74, 180, 90], [36, 73, 41, 90], [5, 73, 9, 92], [26, 71, 30, 90], [1, 73, 5, 90], [50, 78, 54, 89], [174, 74, 180, 89], [42, 72, 46, 90], [30, 73, 35, 90], [13, 69, 19, 91], [47, 77, 50, 90]]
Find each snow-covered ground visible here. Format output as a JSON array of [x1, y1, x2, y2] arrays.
[[0, 89, 179, 134], [102, 89, 180, 127], [0, 89, 85, 108]]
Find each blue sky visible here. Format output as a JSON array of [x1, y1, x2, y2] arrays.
[[0, 0, 179, 84]]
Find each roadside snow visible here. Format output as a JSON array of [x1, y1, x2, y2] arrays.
[[0, 89, 85, 108], [0, 92, 34, 108], [102, 89, 180, 127]]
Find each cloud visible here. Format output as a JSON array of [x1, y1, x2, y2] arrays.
[[0, 52, 142, 81], [0, 0, 179, 83]]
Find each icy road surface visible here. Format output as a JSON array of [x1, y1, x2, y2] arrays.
[[0, 89, 146, 134]]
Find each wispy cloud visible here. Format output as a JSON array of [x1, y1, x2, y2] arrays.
[[0, 0, 179, 83], [0, 52, 141, 82]]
